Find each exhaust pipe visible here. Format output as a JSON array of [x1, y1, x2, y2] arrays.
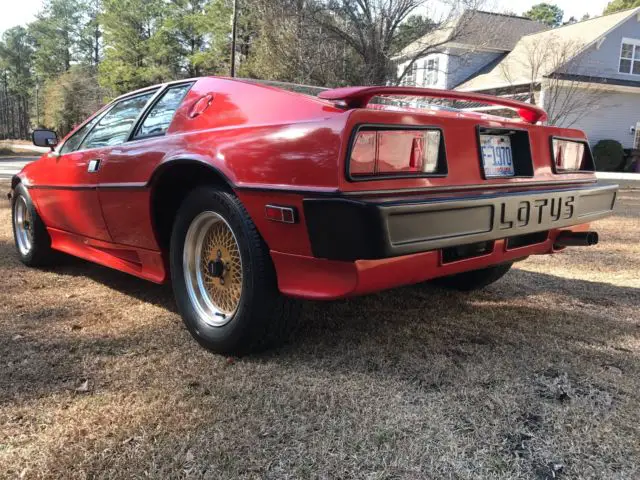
[[554, 231, 599, 248]]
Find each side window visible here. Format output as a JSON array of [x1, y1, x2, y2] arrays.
[[59, 115, 101, 154], [80, 91, 156, 150], [134, 84, 192, 139]]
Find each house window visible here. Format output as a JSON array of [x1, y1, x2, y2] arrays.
[[424, 58, 439, 86], [619, 39, 640, 75], [403, 62, 418, 86]]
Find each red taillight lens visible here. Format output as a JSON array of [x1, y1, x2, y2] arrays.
[[350, 129, 442, 177], [350, 131, 376, 175], [552, 139, 586, 171]]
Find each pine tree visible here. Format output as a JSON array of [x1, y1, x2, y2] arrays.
[[29, 0, 85, 79], [99, 0, 170, 94], [0, 27, 34, 139], [604, 0, 640, 14], [160, 0, 231, 78]]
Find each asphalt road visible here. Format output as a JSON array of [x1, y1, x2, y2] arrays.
[[0, 156, 38, 179]]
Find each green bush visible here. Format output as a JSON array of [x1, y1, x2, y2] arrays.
[[593, 140, 625, 171]]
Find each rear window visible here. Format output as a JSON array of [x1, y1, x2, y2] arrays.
[[80, 91, 157, 150], [135, 83, 193, 139]]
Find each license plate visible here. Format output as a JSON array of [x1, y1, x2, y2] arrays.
[[480, 135, 514, 178]]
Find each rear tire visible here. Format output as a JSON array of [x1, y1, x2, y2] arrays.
[[11, 183, 54, 267], [170, 187, 301, 355], [432, 262, 513, 291]]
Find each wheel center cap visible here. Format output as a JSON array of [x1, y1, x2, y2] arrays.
[[207, 259, 224, 278]]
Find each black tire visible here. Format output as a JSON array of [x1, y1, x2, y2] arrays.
[[432, 262, 513, 291], [170, 187, 301, 355], [11, 182, 54, 267]]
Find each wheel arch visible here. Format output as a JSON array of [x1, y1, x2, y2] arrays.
[[149, 158, 235, 251], [11, 174, 23, 190]]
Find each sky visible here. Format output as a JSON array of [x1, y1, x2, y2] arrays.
[[0, 0, 44, 35], [0, 0, 620, 36]]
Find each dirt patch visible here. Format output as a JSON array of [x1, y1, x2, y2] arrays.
[[0, 180, 638, 479]]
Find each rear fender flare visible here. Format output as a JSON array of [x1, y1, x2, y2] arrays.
[[147, 156, 236, 190], [147, 157, 238, 251]]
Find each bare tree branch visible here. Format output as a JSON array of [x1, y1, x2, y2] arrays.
[[499, 35, 613, 126]]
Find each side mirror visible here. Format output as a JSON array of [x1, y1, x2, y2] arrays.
[[32, 129, 59, 151]]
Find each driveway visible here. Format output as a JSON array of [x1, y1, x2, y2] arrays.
[[0, 156, 38, 179]]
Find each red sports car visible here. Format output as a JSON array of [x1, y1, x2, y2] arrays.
[[11, 77, 617, 354]]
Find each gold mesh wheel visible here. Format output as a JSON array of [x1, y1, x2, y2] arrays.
[[183, 211, 244, 327], [200, 222, 242, 314]]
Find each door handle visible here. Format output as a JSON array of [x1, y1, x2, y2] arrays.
[[88, 159, 101, 173]]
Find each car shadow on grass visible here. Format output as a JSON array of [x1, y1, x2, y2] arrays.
[[0, 320, 181, 405], [4, 269, 637, 478], [1, 233, 638, 406], [46, 253, 177, 313], [2, 240, 639, 478], [266, 267, 639, 390]]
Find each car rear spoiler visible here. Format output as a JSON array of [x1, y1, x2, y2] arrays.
[[317, 86, 548, 124]]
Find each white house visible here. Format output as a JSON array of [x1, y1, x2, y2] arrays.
[[398, 8, 640, 149], [456, 8, 640, 148], [396, 11, 547, 90]]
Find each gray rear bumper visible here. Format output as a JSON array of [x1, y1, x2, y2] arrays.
[[303, 184, 618, 260]]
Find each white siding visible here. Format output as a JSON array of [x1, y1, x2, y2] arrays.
[[445, 48, 503, 89], [545, 87, 640, 148], [397, 53, 448, 89], [565, 13, 640, 81], [397, 48, 503, 90]]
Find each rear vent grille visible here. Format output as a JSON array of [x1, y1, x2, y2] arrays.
[[506, 231, 548, 249], [442, 241, 493, 264]]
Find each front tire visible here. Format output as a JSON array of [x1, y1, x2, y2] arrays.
[[170, 187, 300, 355], [11, 183, 54, 267], [432, 262, 513, 291]]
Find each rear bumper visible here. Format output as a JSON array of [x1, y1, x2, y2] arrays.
[[303, 184, 617, 261], [270, 183, 617, 299], [272, 228, 583, 299]]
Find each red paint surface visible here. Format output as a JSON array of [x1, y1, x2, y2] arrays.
[[16, 77, 600, 296], [318, 86, 548, 123], [272, 225, 591, 300]]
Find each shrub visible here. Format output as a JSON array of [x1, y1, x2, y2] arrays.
[[593, 140, 625, 171], [623, 150, 640, 172]]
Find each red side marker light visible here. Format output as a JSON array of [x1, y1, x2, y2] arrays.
[[265, 205, 297, 224]]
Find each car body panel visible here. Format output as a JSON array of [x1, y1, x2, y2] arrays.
[[12, 77, 618, 296], [270, 226, 588, 300], [25, 148, 113, 241]]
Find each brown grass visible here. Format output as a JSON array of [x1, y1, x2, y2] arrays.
[[0, 181, 638, 479]]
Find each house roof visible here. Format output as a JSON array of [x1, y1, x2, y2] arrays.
[[398, 10, 548, 59], [457, 7, 640, 91]]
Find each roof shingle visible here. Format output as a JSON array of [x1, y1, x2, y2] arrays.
[[399, 10, 548, 59], [456, 8, 640, 91]]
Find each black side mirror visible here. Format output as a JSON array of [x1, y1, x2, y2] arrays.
[[32, 129, 59, 151]]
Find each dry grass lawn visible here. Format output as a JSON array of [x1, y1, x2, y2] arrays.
[[0, 180, 638, 479]]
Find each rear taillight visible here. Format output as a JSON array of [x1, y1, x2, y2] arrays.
[[349, 128, 444, 177], [551, 138, 591, 172]]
